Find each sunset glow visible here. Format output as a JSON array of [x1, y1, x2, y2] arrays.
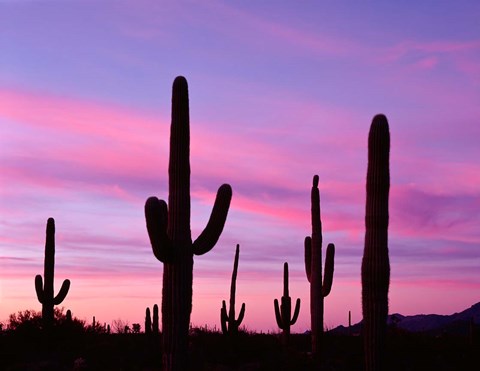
[[1, 1, 479, 332]]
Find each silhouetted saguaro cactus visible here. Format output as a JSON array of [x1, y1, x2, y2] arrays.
[[145, 307, 152, 334], [361, 114, 390, 371], [145, 76, 232, 370], [304, 175, 335, 356], [221, 244, 245, 335], [35, 218, 70, 330], [153, 304, 159, 334], [274, 262, 300, 347]]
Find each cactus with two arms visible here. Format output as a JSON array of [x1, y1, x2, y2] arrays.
[[145, 76, 232, 370], [35, 217, 71, 330]]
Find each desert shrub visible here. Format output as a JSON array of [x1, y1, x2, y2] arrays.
[[132, 323, 141, 333], [7, 307, 86, 335], [112, 318, 130, 334], [7, 309, 43, 333]]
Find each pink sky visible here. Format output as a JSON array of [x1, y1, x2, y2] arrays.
[[1, 1, 479, 332]]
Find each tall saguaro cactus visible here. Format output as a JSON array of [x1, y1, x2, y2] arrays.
[[145, 76, 232, 370], [35, 218, 71, 330], [304, 175, 335, 356], [361, 114, 390, 371], [221, 244, 245, 335], [274, 262, 300, 347]]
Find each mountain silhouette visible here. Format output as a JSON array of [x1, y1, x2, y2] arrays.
[[331, 302, 480, 336]]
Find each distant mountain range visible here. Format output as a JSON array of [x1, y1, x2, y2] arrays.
[[331, 302, 480, 336]]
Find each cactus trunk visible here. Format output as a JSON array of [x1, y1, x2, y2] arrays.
[[145, 307, 152, 334], [305, 176, 335, 356], [162, 258, 192, 369], [153, 304, 159, 334], [145, 76, 232, 371], [35, 218, 70, 330], [361, 114, 390, 371]]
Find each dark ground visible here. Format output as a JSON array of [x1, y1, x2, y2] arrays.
[[0, 326, 478, 370]]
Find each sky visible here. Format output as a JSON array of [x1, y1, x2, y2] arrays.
[[1, 0, 479, 333]]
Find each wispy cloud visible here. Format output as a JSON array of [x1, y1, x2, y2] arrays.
[[1, 1, 479, 330], [381, 39, 480, 62]]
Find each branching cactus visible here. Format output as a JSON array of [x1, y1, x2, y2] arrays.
[[145, 307, 152, 334], [145, 76, 232, 370], [361, 114, 390, 371], [153, 303, 159, 334], [274, 262, 300, 347], [221, 244, 245, 335], [35, 218, 70, 330], [304, 175, 335, 356]]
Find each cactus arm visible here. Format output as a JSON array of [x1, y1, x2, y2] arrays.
[[304, 237, 312, 282], [53, 279, 71, 305], [145, 197, 172, 263], [192, 184, 232, 255], [220, 300, 228, 334], [236, 303, 246, 326], [274, 299, 284, 329], [322, 243, 335, 297], [291, 298, 301, 325], [35, 275, 45, 303]]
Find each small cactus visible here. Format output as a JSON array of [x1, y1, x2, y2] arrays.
[[304, 175, 335, 356], [348, 310, 352, 336], [66, 309, 72, 323], [220, 244, 245, 335], [153, 304, 159, 334], [274, 262, 300, 347], [145, 307, 152, 334], [361, 114, 390, 371], [35, 218, 70, 330]]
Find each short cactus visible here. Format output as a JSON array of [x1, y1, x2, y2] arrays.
[[66, 309, 72, 323], [153, 304, 159, 334], [361, 114, 390, 371], [35, 218, 70, 330], [348, 310, 352, 336], [274, 262, 300, 347], [304, 175, 335, 356], [221, 244, 245, 335], [145, 76, 232, 370], [145, 307, 152, 334]]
